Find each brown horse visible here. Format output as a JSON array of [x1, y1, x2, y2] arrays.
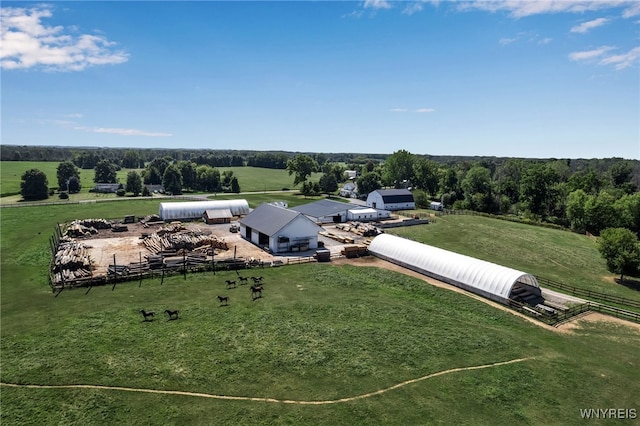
[[164, 309, 179, 320], [217, 295, 229, 306], [225, 279, 237, 289], [250, 285, 263, 300], [140, 309, 155, 321]]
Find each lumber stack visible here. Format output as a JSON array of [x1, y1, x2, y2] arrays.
[[341, 244, 368, 258], [52, 241, 94, 285], [142, 229, 228, 255]]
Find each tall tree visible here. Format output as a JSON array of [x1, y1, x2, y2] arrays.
[[177, 161, 197, 191], [56, 161, 80, 191], [319, 173, 338, 195], [93, 160, 117, 183], [413, 158, 440, 196], [126, 171, 143, 196], [163, 165, 183, 195], [382, 149, 415, 188], [21, 169, 49, 200], [357, 172, 382, 196], [195, 165, 221, 192], [597, 228, 640, 282], [230, 176, 241, 193], [287, 154, 318, 187], [520, 163, 560, 218], [122, 150, 143, 168]]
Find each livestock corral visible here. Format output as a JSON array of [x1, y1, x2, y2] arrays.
[[49, 215, 280, 289]]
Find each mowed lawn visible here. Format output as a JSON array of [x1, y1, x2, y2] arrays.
[[388, 215, 640, 301], [1, 203, 640, 425]]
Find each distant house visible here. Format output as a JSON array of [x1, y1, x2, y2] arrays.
[[344, 170, 357, 180], [239, 203, 323, 253], [90, 183, 120, 193], [145, 184, 165, 194], [430, 201, 443, 211], [366, 189, 415, 211], [339, 182, 358, 198]]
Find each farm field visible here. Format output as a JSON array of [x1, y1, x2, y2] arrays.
[[1, 201, 640, 424], [388, 215, 640, 302], [0, 161, 321, 203]]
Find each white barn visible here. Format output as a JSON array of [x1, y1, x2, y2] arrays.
[[159, 200, 250, 221], [368, 234, 541, 305], [239, 203, 323, 253], [366, 189, 415, 211], [347, 208, 380, 221]]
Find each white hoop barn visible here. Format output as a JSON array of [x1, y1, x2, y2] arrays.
[[159, 200, 250, 221], [368, 234, 541, 305]]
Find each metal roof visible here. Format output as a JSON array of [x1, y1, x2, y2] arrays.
[[368, 234, 539, 304], [204, 209, 233, 218], [290, 199, 364, 218], [371, 189, 414, 203], [240, 203, 317, 236]]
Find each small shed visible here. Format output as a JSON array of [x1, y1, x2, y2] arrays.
[[347, 208, 379, 221], [366, 189, 415, 211], [430, 201, 443, 211], [239, 203, 323, 253], [203, 209, 233, 224]]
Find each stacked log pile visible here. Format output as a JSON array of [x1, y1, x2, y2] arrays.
[[335, 222, 381, 237], [52, 241, 93, 285], [64, 218, 112, 237], [142, 228, 228, 255]]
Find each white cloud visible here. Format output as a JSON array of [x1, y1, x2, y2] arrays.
[[538, 37, 553, 45], [599, 46, 640, 70], [390, 108, 409, 112], [364, 0, 392, 10], [499, 37, 518, 45], [458, 1, 636, 18], [74, 126, 173, 137], [1, 5, 129, 71], [415, 108, 435, 113], [622, 2, 640, 17], [570, 17, 610, 33], [402, 2, 424, 16], [569, 45, 639, 70], [569, 46, 615, 61]]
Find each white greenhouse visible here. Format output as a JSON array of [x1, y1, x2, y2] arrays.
[[368, 234, 541, 305], [159, 200, 250, 221]]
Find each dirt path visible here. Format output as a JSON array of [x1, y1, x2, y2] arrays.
[[0, 357, 532, 405]]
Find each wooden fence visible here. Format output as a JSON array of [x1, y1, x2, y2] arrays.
[[537, 276, 640, 310]]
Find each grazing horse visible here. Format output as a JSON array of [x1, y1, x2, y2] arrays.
[[164, 309, 179, 320], [140, 309, 155, 322], [238, 276, 249, 284], [251, 276, 263, 285], [225, 279, 237, 289], [250, 285, 263, 300], [217, 295, 229, 306]]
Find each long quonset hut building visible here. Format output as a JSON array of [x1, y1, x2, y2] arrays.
[[368, 234, 542, 305], [159, 200, 250, 221]]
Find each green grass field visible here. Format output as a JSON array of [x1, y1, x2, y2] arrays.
[[0, 161, 323, 203], [1, 201, 639, 424], [388, 215, 640, 301]]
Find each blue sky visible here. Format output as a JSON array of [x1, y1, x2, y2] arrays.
[[2, 1, 639, 159]]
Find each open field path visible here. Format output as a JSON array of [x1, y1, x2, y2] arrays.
[[0, 357, 532, 405]]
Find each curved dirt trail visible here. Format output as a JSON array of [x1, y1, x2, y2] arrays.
[[0, 357, 532, 405]]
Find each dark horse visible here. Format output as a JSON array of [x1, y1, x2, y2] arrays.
[[250, 285, 263, 300], [140, 309, 155, 322], [225, 279, 237, 289], [164, 309, 179, 320], [238, 276, 249, 284], [251, 276, 263, 285], [217, 295, 229, 306]]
